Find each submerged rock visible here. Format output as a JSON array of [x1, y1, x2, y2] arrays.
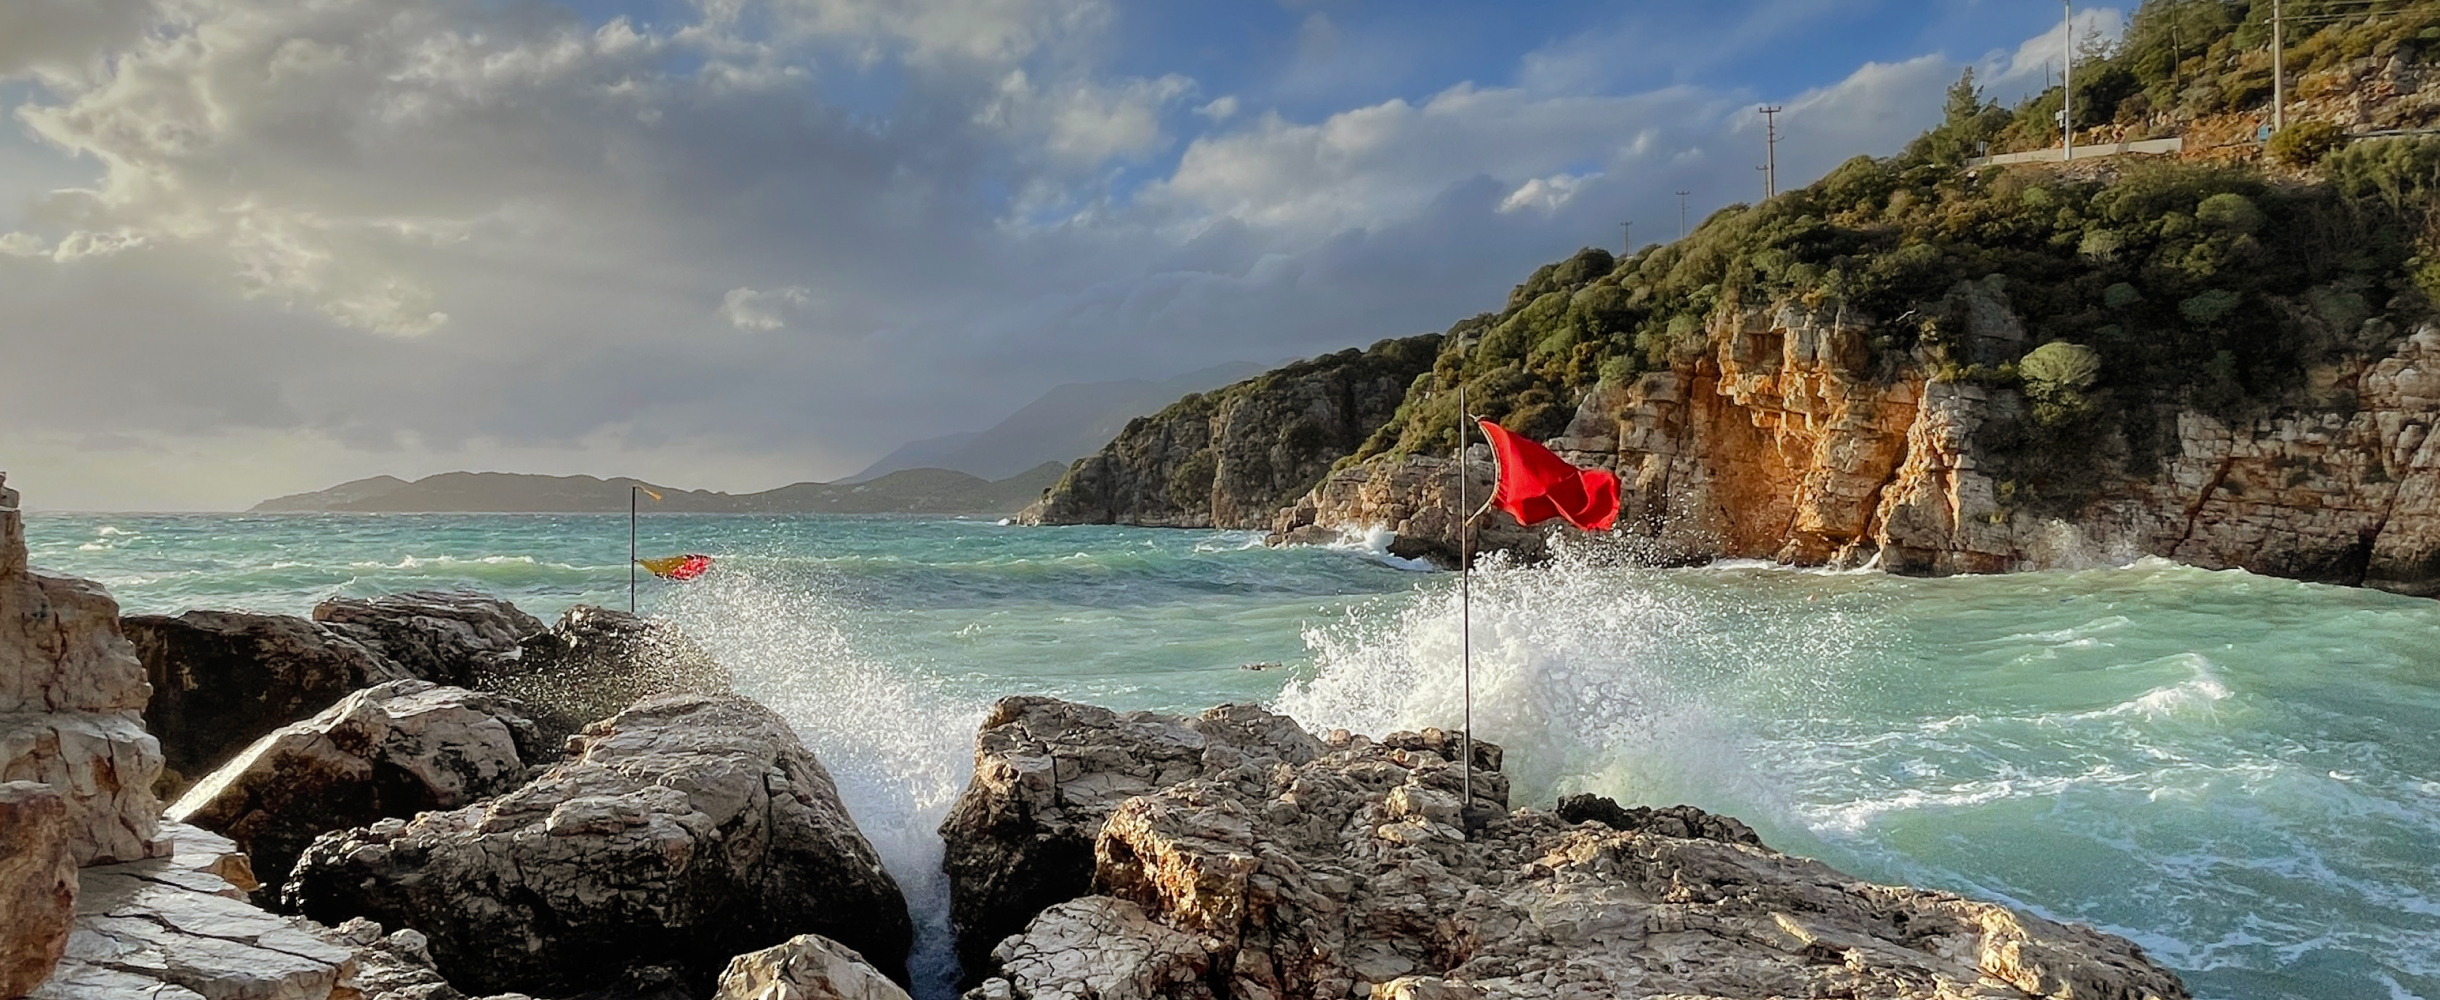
[[937, 696, 1325, 976], [0, 472, 165, 867], [123, 610, 413, 793], [0, 781, 75, 999], [286, 693, 913, 997], [955, 703, 2190, 1000], [312, 592, 545, 689], [713, 934, 913, 1000], [167, 679, 538, 900], [508, 604, 731, 751]]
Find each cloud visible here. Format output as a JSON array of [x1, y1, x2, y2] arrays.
[[719, 285, 813, 331]]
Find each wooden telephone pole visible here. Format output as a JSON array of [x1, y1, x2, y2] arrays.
[[1759, 106, 1783, 198]]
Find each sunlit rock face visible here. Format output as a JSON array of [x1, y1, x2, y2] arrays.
[[286, 693, 913, 998], [0, 781, 76, 999], [0, 472, 166, 868]]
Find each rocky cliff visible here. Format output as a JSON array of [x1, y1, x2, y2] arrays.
[[1280, 290, 2440, 595], [1019, 336, 1441, 530]]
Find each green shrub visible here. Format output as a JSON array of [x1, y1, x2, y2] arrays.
[[2268, 120, 2347, 168], [2180, 289, 2242, 324], [2195, 193, 2265, 234]]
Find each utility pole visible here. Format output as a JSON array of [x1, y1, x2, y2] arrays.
[[1677, 190, 1690, 240], [1759, 105, 1783, 199], [1619, 221, 1632, 255], [2272, 0, 2286, 132], [2062, 0, 2074, 162]]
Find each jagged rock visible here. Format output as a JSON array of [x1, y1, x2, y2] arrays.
[[969, 717, 2188, 1000], [0, 472, 165, 867], [507, 605, 730, 751], [1020, 335, 1442, 530], [285, 694, 912, 998], [712, 934, 913, 1000], [937, 696, 1326, 977], [34, 823, 358, 1000], [970, 898, 1216, 1000], [1551, 793, 1764, 848], [1, 782, 75, 999], [1267, 453, 1553, 568], [123, 611, 413, 793], [167, 680, 537, 900], [311, 592, 545, 689]]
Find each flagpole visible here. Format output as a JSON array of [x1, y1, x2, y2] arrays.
[[1456, 371, 1474, 822], [629, 485, 638, 614]]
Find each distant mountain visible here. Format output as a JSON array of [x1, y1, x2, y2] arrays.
[[250, 464, 1067, 515], [849, 361, 1272, 482]]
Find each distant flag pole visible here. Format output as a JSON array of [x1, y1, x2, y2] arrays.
[[1457, 369, 1473, 820], [630, 483, 662, 612]]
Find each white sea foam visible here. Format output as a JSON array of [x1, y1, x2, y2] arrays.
[[1319, 525, 1438, 572]]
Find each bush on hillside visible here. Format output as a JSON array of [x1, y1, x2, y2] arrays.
[[2269, 120, 2347, 167]]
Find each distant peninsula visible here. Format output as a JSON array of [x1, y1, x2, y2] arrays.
[[252, 464, 1066, 515]]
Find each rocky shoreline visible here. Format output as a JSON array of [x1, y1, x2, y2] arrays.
[[3, 471, 2192, 999]]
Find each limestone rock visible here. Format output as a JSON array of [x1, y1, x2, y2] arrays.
[[0, 781, 75, 999], [285, 694, 913, 997], [123, 610, 413, 792], [167, 680, 536, 899], [507, 604, 730, 751], [938, 696, 1325, 975], [311, 592, 545, 689], [713, 934, 914, 1000], [1020, 336, 1442, 530], [0, 473, 165, 866], [1551, 793, 1763, 848], [971, 719, 2190, 1000]]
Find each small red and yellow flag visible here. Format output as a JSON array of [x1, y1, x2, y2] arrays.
[[638, 554, 713, 581]]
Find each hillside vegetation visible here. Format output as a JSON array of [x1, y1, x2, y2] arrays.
[[1352, 0, 2440, 511]]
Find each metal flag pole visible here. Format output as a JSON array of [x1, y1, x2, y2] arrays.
[[1456, 368, 1474, 820], [629, 484, 639, 613]]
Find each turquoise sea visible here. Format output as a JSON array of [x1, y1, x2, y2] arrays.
[[24, 512, 2440, 1000]]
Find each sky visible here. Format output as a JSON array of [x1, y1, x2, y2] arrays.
[[0, 0, 2123, 510]]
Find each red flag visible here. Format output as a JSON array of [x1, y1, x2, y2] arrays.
[[639, 554, 714, 581], [1477, 420, 1621, 531]]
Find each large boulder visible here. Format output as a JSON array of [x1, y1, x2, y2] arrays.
[[507, 605, 730, 751], [167, 680, 538, 900], [0, 782, 75, 999], [937, 696, 1325, 977], [311, 592, 545, 689], [286, 694, 913, 997], [712, 935, 913, 1000], [0, 472, 165, 866], [123, 611, 412, 794], [967, 720, 2191, 1000]]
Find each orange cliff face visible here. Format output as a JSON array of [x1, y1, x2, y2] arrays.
[[1279, 291, 2440, 597]]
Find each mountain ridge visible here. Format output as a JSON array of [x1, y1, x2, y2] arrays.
[[252, 464, 1065, 515]]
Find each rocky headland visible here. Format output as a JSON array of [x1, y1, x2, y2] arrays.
[[4, 469, 2190, 999]]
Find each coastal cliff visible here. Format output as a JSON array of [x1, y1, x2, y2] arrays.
[[1018, 336, 1440, 529]]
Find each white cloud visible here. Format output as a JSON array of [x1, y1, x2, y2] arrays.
[[719, 285, 812, 331], [1195, 95, 1239, 122], [1498, 172, 1596, 215], [980, 69, 1195, 167], [1988, 7, 2128, 97]]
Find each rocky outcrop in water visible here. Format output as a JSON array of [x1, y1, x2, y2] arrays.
[[0, 781, 75, 999], [1019, 337, 1443, 530], [123, 610, 413, 792], [311, 592, 546, 689], [712, 934, 915, 1000], [937, 696, 1325, 977], [958, 710, 2190, 1000], [509, 604, 731, 751], [286, 693, 913, 997], [167, 679, 538, 900], [0, 472, 165, 868]]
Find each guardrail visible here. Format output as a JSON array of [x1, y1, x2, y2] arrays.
[[1966, 137, 2184, 167]]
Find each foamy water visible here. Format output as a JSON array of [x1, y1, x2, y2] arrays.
[[25, 513, 2440, 999]]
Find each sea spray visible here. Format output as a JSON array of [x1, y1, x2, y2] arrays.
[[658, 561, 985, 1000]]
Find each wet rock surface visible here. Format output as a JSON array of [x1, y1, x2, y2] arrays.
[[311, 592, 545, 690], [508, 604, 731, 751], [712, 934, 914, 1000], [167, 679, 537, 901], [123, 610, 413, 793], [1, 472, 165, 867], [0, 781, 75, 999], [958, 705, 2190, 1000], [286, 693, 913, 998], [938, 696, 1325, 977]]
